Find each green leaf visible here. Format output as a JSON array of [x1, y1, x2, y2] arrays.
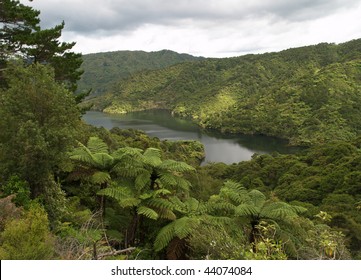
[[91, 171, 111, 184], [137, 206, 159, 220]]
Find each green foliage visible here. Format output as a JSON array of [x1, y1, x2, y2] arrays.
[[78, 49, 203, 97], [0, 176, 31, 208], [91, 39, 361, 145], [0, 63, 81, 198], [0, 203, 55, 259]]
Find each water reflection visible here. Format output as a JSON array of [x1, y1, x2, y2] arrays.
[[83, 110, 299, 164]]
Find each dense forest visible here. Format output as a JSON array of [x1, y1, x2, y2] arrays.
[[77, 50, 203, 97], [86, 40, 361, 146], [0, 0, 360, 260]]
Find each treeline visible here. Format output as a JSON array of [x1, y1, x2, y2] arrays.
[[87, 39, 361, 145], [77, 50, 204, 96]]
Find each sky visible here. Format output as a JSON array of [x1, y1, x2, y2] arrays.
[[21, 0, 361, 58]]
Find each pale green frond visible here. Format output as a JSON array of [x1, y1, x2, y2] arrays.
[[235, 204, 259, 217], [184, 197, 200, 213], [169, 196, 185, 211], [87, 137, 109, 154], [153, 189, 172, 197], [173, 176, 191, 192], [223, 180, 245, 192], [159, 160, 195, 172], [158, 172, 177, 186], [157, 208, 177, 220], [143, 153, 162, 167], [144, 147, 162, 158], [98, 186, 140, 207], [262, 202, 304, 220], [113, 164, 144, 178], [147, 198, 175, 210], [208, 201, 236, 212], [135, 171, 151, 191], [174, 217, 200, 239], [91, 171, 111, 185], [248, 189, 266, 208], [154, 222, 175, 251], [137, 206, 159, 220], [69, 149, 94, 165], [92, 153, 114, 169]]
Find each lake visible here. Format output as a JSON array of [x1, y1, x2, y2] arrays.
[[83, 110, 300, 164]]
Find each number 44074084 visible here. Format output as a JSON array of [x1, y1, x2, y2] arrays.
[[204, 267, 252, 276]]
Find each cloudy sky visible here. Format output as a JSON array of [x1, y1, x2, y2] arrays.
[[22, 0, 361, 57]]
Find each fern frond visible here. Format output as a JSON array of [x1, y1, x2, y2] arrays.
[[154, 222, 175, 251], [248, 189, 266, 208], [174, 217, 200, 239], [87, 137, 109, 154], [159, 160, 195, 172], [91, 171, 111, 184], [235, 204, 259, 217], [157, 208, 177, 220], [98, 186, 140, 207], [147, 198, 174, 210], [92, 153, 114, 169], [144, 147, 162, 158], [158, 172, 177, 186], [184, 197, 200, 213], [135, 171, 151, 191], [173, 176, 191, 192], [137, 206, 159, 220]]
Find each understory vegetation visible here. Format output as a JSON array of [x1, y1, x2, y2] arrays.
[[0, 0, 360, 260]]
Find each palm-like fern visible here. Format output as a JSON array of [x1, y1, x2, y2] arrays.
[[97, 145, 195, 247], [154, 197, 216, 259], [210, 180, 307, 250], [69, 137, 119, 214]]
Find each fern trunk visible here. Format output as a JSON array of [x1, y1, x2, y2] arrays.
[[125, 208, 140, 247]]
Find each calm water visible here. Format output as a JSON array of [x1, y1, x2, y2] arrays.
[[83, 110, 299, 164]]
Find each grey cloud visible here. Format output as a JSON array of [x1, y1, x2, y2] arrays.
[[31, 0, 361, 35]]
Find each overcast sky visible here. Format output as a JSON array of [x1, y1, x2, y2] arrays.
[[22, 0, 361, 57]]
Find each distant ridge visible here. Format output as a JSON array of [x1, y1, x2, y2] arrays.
[[77, 49, 204, 96]]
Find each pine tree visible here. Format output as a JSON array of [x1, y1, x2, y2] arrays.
[[0, 0, 83, 91]]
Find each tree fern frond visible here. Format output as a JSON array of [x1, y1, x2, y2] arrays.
[[235, 204, 259, 217], [147, 198, 174, 209], [157, 208, 177, 220], [144, 147, 162, 158], [137, 206, 159, 220], [159, 160, 195, 172], [184, 197, 200, 213], [173, 176, 191, 192], [92, 153, 114, 169], [135, 171, 151, 191], [248, 189, 266, 208], [174, 217, 200, 239], [98, 186, 140, 207], [159, 172, 177, 186], [91, 171, 111, 184], [223, 180, 245, 192], [87, 137, 109, 154], [154, 222, 175, 251], [153, 188, 172, 197], [209, 201, 236, 212]]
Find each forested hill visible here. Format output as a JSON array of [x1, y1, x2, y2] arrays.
[[77, 49, 204, 96], [86, 39, 361, 146]]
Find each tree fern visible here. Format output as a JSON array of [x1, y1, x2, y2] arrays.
[[137, 206, 159, 220], [87, 136, 109, 154], [159, 160, 195, 173]]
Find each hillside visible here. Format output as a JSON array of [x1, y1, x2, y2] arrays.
[[86, 39, 361, 145], [77, 49, 204, 96]]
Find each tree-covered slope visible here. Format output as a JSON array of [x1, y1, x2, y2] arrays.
[[88, 39, 361, 145], [77, 49, 204, 96]]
